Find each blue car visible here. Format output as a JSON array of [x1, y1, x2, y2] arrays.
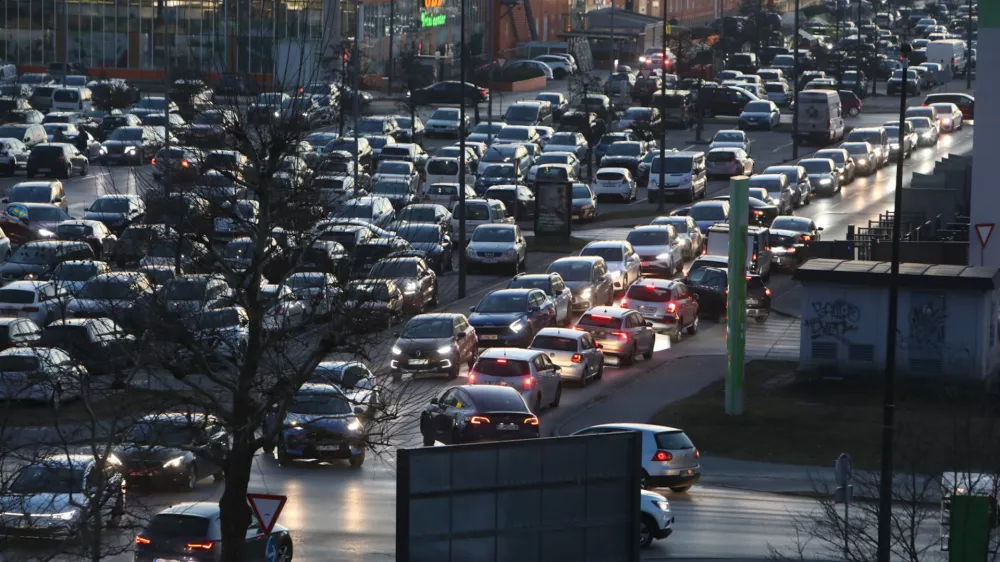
[[468, 288, 557, 348], [595, 132, 634, 166], [267, 383, 367, 467]]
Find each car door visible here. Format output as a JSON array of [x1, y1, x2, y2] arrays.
[[673, 284, 694, 327], [550, 276, 571, 323], [537, 353, 560, 399], [579, 332, 602, 374], [621, 243, 640, 286], [434, 388, 462, 442], [418, 261, 435, 302]]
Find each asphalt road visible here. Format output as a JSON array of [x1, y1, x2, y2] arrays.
[[0, 84, 973, 561]]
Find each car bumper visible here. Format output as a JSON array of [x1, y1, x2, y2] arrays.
[[771, 252, 802, 267], [639, 260, 673, 277], [571, 207, 597, 220], [475, 332, 531, 347], [739, 119, 772, 129], [646, 469, 701, 488], [571, 297, 595, 311], [553, 362, 588, 380], [281, 440, 365, 460], [0, 520, 77, 538], [592, 186, 631, 198], [746, 306, 770, 319], [391, 355, 455, 373], [468, 254, 518, 266], [642, 314, 681, 335], [592, 336, 630, 356], [125, 466, 191, 485]]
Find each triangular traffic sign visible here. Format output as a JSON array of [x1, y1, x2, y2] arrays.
[[640, 68, 652, 79], [247, 493, 287, 535], [495, 58, 507, 67], [976, 223, 994, 248]]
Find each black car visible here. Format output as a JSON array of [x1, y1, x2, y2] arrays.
[[768, 215, 822, 269], [631, 75, 662, 105], [111, 223, 175, 266], [368, 255, 438, 313], [506, 272, 574, 326], [699, 86, 758, 117], [682, 267, 771, 323], [595, 132, 634, 165], [213, 72, 261, 97], [115, 412, 229, 490], [467, 288, 557, 348], [40, 317, 135, 374], [409, 81, 489, 106], [301, 240, 349, 278], [707, 195, 779, 227], [26, 143, 90, 178], [420, 384, 539, 446], [579, 94, 613, 121], [559, 110, 606, 144], [535, 92, 569, 120], [0, 317, 42, 350], [349, 236, 413, 278], [391, 312, 479, 380], [265, 383, 367, 467], [484, 185, 536, 220], [599, 141, 649, 175], [393, 222, 453, 274], [96, 113, 143, 140]]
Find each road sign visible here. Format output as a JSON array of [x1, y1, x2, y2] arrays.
[[975, 223, 994, 248], [834, 453, 852, 486], [495, 57, 507, 67], [247, 493, 287, 535], [640, 68, 652, 79]]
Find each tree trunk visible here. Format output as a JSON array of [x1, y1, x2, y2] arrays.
[[218, 436, 255, 561]]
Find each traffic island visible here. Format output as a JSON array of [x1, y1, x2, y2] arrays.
[[650, 359, 1000, 472]]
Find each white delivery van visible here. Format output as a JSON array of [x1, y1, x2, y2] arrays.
[[647, 150, 707, 203], [705, 223, 773, 279], [926, 39, 967, 75], [423, 156, 474, 190], [51, 87, 93, 112], [794, 90, 844, 146]]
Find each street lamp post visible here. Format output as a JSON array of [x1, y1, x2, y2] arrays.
[[352, 0, 361, 192], [657, 1, 668, 212], [387, 0, 395, 96], [457, 0, 468, 299], [875, 41, 911, 562], [966, 0, 973, 89], [792, 0, 799, 160]]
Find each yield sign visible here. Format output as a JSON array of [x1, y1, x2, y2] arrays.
[[640, 68, 652, 79], [495, 58, 507, 67], [976, 223, 995, 248], [247, 493, 287, 535]]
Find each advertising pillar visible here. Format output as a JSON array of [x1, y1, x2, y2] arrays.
[[726, 176, 749, 416], [969, 6, 996, 265]]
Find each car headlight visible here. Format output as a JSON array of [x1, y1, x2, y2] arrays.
[[506, 248, 517, 257], [392, 346, 402, 355], [273, 111, 280, 117], [403, 281, 417, 295], [37, 228, 55, 237], [818, 178, 832, 185], [579, 288, 592, 299], [656, 252, 672, 260], [347, 420, 362, 432], [654, 500, 670, 511], [99, 146, 107, 154], [162, 456, 185, 469], [437, 344, 454, 355], [466, 247, 476, 256], [856, 158, 868, 165], [124, 146, 136, 153], [509, 319, 525, 333]]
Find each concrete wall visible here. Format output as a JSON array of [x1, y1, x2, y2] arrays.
[[798, 282, 1000, 381]]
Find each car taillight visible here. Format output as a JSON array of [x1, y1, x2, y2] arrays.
[[620, 297, 628, 306], [752, 253, 757, 262], [800, 234, 812, 242], [480, 88, 489, 96], [186, 542, 215, 551], [524, 415, 539, 426], [470, 415, 490, 424], [151, 157, 157, 165], [695, 449, 700, 458], [765, 288, 772, 296], [753, 209, 764, 216], [468, 372, 477, 383], [57, 155, 65, 162], [523, 376, 533, 388], [667, 302, 677, 313], [826, 119, 831, 128], [135, 536, 151, 545], [652, 450, 673, 462], [181, 159, 190, 168], [612, 331, 629, 340], [571, 353, 583, 363]]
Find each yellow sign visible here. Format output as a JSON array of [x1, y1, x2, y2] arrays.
[[424, 0, 441, 7]]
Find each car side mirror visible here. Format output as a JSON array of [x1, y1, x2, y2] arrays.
[[646, 321, 654, 327], [353, 406, 366, 415], [469, 306, 476, 312], [818, 226, 824, 231], [430, 397, 439, 405], [597, 343, 603, 349]]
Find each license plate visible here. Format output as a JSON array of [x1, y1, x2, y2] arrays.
[[480, 334, 498, 340], [37, 168, 49, 173], [641, 261, 650, 267], [640, 306, 657, 313], [747, 299, 759, 305], [497, 423, 519, 430], [409, 358, 429, 365], [317, 445, 344, 451], [481, 258, 497, 263], [154, 559, 181, 562]]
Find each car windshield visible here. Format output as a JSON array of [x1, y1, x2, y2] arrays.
[[606, 143, 640, 156], [596, 171, 625, 182], [581, 246, 623, 262], [689, 205, 727, 221], [426, 160, 459, 175], [10, 246, 57, 265], [549, 133, 578, 145], [10, 185, 52, 202], [801, 160, 834, 173], [9, 465, 82, 494], [135, 98, 168, 110], [572, 185, 592, 199], [165, 280, 208, 300], [473, 227, 515, 242], [373, 181, 410, 195], [714, 132, 744, 143], [483, 164, 515, 178], [334, 204, 373, 219], [345, 283, 390, 301], [430, 109, 459, 120], [369, 260, 418, 278], [625, 283, 672, 302], [653, 218, 688, 232], [655, 430, 695, 449], [78, 280, 133, 300], [127, 421, 198, 445], [0, 289, 36, 304], [402, 317, 453, 338], [109, 128, 143, 141], [748, 178, 782, 191], [745, 101, 772, 112], [771, 217, 811, 231], [708, 150, 738, 162], [356, 119, 387, 133], [547, 261, 592, 282], [623, 108, 651, 119], [476, 293, 528, 313], [194, 112, 226, 125], [53, 263, 98, 281], [376, 162, 411, 175], [145, 515, 210, 538], [191, 308, 243, 329], [651, 157, 693, 174], [0, 126, 28, 138], [531, 335, 578, 352], [287, 392, 352, 415], [504, 106, 539, 121], [626, 230, 669, 246], [396, 224, 439, 243], [536, 154, 569, 165]]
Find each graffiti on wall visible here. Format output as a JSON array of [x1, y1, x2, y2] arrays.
[[909, 293, 947, 352], [807, 300, 860, 343]]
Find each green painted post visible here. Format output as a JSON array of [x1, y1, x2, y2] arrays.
[[726, 176, 749, 416]]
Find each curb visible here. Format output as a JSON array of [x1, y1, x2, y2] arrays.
[[771, 308, 801, 320]]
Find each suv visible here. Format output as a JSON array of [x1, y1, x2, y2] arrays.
[[26, 144, 90, 178], [699, 86, 758, 117], [571, 422, 700, 492], [503, 101, 553, 126], [621, 277, 700, 340], [575, 306, 655, 366]]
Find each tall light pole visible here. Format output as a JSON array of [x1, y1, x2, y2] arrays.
[[387, 0, 395, 95], [875, 41, 910, 562], [657, 1, 668, 212], [457, 0, 468, 299], [487, 0, 494, 141], [352, 0, 361, 191], [966, 0, 973, 89], [792, 0, 799, 160]]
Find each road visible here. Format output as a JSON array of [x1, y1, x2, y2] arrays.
[[0, 83, 972, 561]]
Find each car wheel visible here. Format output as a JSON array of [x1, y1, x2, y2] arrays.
[[275, 539, 293, 562], [643, 340, 654, 360], [620, 345, 636, 367], [422, 430, 435, 447], [687, 316, 699, 335], [63, 164, 73, 178], [277, 447, 292, 466], [639, 514, 656, 549], [640, 470, 650, 489], [550, 383, 562, 407], [447, 363, 460, 379], [349, 450, 365, 468], [81, 161, 89, 176], [849, 107, 860, 117], [670, 485, 692, 493], [3, 163, 13, 176], [533, 392, 543, 413], [595, 361, 604, 380]]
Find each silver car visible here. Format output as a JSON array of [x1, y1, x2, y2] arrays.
[[529, 327, 604, 386], [571, 422, 701, 492], [626, 225, 684, 278], [649, 215, 704, 260], [575, 306, 655, 367], [579, 240, 641, 292], [469, 347, 563, 413], [465, 224, 526, 274], [286, 272, 340, 317]]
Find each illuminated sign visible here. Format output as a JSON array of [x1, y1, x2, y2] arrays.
[[421, 11, 446, 27], [424, 0, 441, 7]]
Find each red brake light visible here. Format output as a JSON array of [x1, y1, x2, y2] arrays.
[[667, 302, 677, 313], [801, 234, 812, 242], [591, 314, 612, 321], [468, 372, 477, 383], [652, 450, 673, 462], [571, 353, 583, 363], [470, 415, 490, 424], [753, 210, 764, 215], [752, 253, 757, 261], [151, 157, 157, 165], [612, 331, 629, 340], [497, 358, 507, 364], [135, 536, 151, 545], [186, 542, 215, 551], [620, 297, 628, 306], [765, 288, 772, 296], [181, 159, 190, 168], [524, 415, 539, 426], [523, 376, 533, 388], [645, 283, 656, 289]]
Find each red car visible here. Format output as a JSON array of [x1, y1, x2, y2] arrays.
[[838, 90, 863, 117]]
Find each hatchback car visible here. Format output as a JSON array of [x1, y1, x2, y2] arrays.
[[466, 224, 527, 274], [546, 256, 615, 312], [591, 167, 637, 202], [26, 143, 90, 178], [570, 423, 700, 492], [580, 240, 641, 293], [620, 278, 699, 340], [575, 306, 655, 366], [0, 280, 71, 326], [468, 288, 556, 347], [391, 312, 478, 380], [419, 384, 539, 446], [529, 327, 604, 386], [468, 347, 563, 413]]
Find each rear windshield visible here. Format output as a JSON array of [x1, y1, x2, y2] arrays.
[[625, 284, 671, 303], [427, 160, 458, 175], [580, 246, 622, 262], [578, 313, 622, 329], [145, 514, 211, 538], [475, 390, 528, 411], [475, 357, 530, 377], [531, 335, 578, 352], [596, 171, 625, 182], [655, 430, 695, 450], [708, 151, 737, 162]]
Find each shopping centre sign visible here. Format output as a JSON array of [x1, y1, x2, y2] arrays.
[[421, 10, 446, 27]]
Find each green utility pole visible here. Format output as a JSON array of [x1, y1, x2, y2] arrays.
[[725, 176, 749, 416], [948, 495, 992, 562]]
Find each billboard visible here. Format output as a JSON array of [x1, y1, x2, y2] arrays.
[[396, 432, 641, 562], [533, 179, 572, 239]]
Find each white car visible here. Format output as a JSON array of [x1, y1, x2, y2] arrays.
[[571, 422, 701, 492], [579, 240, 642, 292], [0, 137, 29, 175], [423, 182, 477, 208], [640, 489, 675, 548], [425, 108, 470, 138], [287, 272, 340, 317], [0, 280, 70, 326], [526, 152, 580, 182], [0, 346, 87, 404], [708, 129, 751, 153], [261, 283, 306, 331], [507, 59, 554, 79], [591, 167, 637, 202], [534, 55, 575, 77]]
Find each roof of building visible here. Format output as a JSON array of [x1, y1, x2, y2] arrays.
[[793, 259, 1000, 291]]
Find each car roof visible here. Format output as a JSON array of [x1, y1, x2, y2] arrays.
[[631, 277, 679, 289], [533, 327, 587, 339], [596, 167, 630, 174], [479, 347, 545, 360], [1, 280, 49, 291], [297, 382, 346, 396], [35, 453, 97, 469], [583, 422, 684, 434], [159, 502, 221, 519], [47, 318, 100, 327], [582, 306, 629, 318], [583, 240, 625, 249], [484, 288, 536, 299], [552, 255, 602, 265]]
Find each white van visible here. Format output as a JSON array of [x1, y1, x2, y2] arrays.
[[794, 90, 844, 145], [647, 150, 707, 203], [705, 223, 773, 279], [424, 156, 474, 190], [51, 87, 93, 112], [926, 39, 966, 75], [449, 198, 513, 239]]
